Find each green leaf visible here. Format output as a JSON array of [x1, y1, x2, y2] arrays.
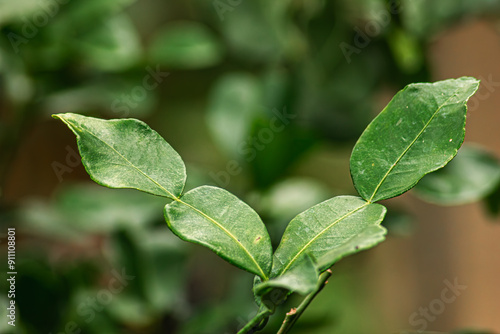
[[108, 228, 187, 316], [414, 145, 500, 205], [271, 196, 387, 277], [387, 28, 423, 74], [57, 184, 166, 232], [316, 225, 386, 272], [402, 0, 500, 38], [164, 186, 273, 279], [219, 2, 282, 63], [260, 178, 332, 221], [350, 77, 480, 203], [52, 113, 186, 199], [206, 73, 262, 157], [484, 182, 500, 217], [75, 14, 142, 72], [254, 254, 318, 297], [148, 21, 223, 69], [0, 0, 46, 25]]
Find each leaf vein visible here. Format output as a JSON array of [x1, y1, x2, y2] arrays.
[[75, 123, 178, 199], [173, 198, 269, 280], [368, 88, 463, 202], [278, 202, 369, 276]]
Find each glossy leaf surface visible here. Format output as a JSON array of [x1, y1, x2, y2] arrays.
[[271, 196, 386, 277], [165, 186, 273, 279], [316, 225, 387, 272], [254, 254, 318, 297], [350, 77, 480, 202], [414, 145, 500, 205], [53, 113, 186, 199]]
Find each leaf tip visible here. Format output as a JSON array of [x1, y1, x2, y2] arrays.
[[457, 76, 481, 93], [52, 112, 78, 124]]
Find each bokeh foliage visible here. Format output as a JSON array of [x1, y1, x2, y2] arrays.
[[1, 0, 500, 333]]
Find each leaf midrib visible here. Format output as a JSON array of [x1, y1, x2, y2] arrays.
[[174, 199, 269, 280], [68, 119, 268, 280], [72, 122, 178, 199], [368, 87, 463, 202], [277, 201, 370, 276]]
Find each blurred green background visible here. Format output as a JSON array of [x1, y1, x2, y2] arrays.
[[1, 0, 500, 333]]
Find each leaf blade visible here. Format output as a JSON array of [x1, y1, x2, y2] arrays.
[[271, 196, 386, 277], [350, 77, 480, 202], [316, 225, 387, 272], [164, 186, 273, 279], [254, 254, 318, 298], [53, 112, 186, 199]]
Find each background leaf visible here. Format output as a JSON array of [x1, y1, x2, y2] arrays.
[[271, 196, 386, 277], [206, 73, 262, 157], [484, 182, 500, 217], [401, 0, 500, 38], [53, 113, 186, 199], [350, 77, 480, 203], [148, 21, 223, 69], [414, 145, 500, 205], [164, 185, 273, 279], [74, 13, 141, 72], [5, 1, 500, 332], [19, 183, 166, 237]]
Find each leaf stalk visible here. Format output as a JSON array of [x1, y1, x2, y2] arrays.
[[276, 269, 333, 334], [237, 309, 272, 334]]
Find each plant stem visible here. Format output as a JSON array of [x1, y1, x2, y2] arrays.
[[237, 308, 272, 334], [276, 269, 333, 334]]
